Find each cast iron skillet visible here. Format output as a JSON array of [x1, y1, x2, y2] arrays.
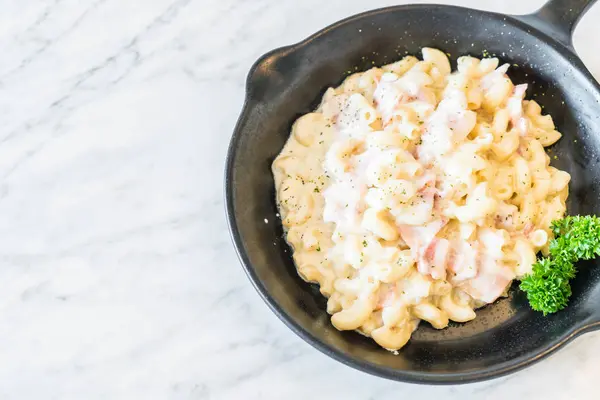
[[225, 0, 600, 384]]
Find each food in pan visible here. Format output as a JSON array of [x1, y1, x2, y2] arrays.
[[272, 48, 571, 350]]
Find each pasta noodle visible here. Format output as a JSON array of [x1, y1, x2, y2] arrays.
[[272, 48, 570, 351]]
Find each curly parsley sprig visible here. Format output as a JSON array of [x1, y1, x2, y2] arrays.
[[520, 216, 600, 315]]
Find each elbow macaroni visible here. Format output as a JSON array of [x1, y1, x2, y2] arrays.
[[272, 48, 570, 351]]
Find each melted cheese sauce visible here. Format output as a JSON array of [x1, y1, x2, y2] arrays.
[[272, 48, 569, 351]]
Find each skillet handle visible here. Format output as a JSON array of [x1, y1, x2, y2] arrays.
[[519, 0, 598, 49]]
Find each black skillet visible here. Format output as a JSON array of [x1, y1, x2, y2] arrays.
[[225, 0, 600, 384]]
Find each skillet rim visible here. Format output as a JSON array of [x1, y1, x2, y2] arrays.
[[224, 3, 600, 384]]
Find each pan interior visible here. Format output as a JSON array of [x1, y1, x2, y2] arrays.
[[228, 5, 600, 381]]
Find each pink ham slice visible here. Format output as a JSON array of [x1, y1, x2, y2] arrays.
[[461, 256, 514, 304], [459, 229, 516, 304], [506, 84, 529, 136], [398, 220, 446, 250], [447, 241, 479, 281], [422, 238, 451, 280], [398, 219, 447, 278], [375, 283, 396, 311]]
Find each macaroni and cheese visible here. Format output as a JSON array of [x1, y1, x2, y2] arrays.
[[272, 48, 569, 351]]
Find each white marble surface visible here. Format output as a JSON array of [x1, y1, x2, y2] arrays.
[[1, 0, 600, 398]]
